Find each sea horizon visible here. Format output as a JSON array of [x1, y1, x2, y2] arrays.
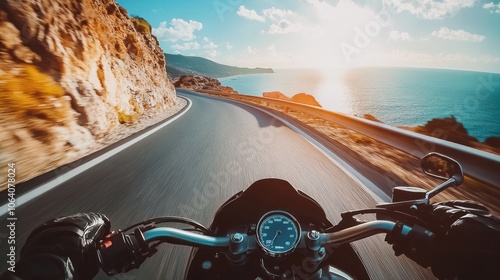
[[219, 67, 500, 142]]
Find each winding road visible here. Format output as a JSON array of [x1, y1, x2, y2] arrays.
[[1, 90, 435, 279]]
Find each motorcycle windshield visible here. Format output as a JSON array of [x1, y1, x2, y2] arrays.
[[210, 178, 332, 231]]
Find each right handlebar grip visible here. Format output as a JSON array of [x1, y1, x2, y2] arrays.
[[97, 230, 151, 275]]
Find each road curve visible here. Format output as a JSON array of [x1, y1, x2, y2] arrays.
[[1, 90, 434, 279]]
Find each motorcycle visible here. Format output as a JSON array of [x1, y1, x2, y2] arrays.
[[96, 152, 465, 279]]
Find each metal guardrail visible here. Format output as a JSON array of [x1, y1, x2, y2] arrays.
[[211, 91, 500, 189]]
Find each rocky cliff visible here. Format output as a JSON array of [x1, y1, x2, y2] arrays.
[[174, 75, 239, 94], [263, 91, 322, 107], [0, 0, 176, 185]]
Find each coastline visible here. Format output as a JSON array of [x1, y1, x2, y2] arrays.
[[218, 67, 500, 142]]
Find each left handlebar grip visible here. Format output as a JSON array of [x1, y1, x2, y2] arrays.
[[97, 229, 151, 275]]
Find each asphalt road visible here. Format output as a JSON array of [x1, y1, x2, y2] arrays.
[[1, 90, 434, 279]]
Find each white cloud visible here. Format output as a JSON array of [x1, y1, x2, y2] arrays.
[[153, 18, 202, 42], [204, 50, 219, 59], [267, 19, 302, 34], [483, 2, 500, 13], [202, 37, 218, 49], [245, 46, 256, 55], [171, 42, 200, 51], [389, 30, 413, 41], [236, 5, 301, 35], [387, 0, 477, 19], [262, 7, 301, 35], [237, 5, 265, 22], [262, 7, 296, 21], [431, 27, 485, 42], [226, 42, 233, 50], [204, 42, 218, 49]]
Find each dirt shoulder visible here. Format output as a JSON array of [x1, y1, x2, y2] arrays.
[[200, 90, 500, 216]]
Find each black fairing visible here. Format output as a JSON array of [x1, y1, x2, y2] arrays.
[[185, 179, 369, 280], [210, 178, 333, 232]]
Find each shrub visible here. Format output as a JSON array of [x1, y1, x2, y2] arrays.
[[0, 64, 67, 122], [115, 106, 137, 124], [130, 15, 152, 35], [421, 115, 478, 145]]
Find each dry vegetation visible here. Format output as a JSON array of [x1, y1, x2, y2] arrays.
[[130, 15, 152, 35], [203, 92, 500, 216], [0, 64, 67, 122]]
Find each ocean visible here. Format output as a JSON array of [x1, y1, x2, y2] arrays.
[[219, 67, 500, 142]]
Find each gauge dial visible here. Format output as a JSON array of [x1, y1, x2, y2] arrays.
[[256, 211, 301, 258]]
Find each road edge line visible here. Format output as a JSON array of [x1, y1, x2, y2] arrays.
[[0, 97, 192, 216], [210, 96, 390, 203]]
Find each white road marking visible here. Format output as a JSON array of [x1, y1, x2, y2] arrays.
[[223, 99, 390, 203], [0, 97, 192, 216]]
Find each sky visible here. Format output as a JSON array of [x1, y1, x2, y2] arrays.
[[116, 0, 500, 72]]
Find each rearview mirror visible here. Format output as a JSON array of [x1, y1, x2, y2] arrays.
[[420, 153, 463, 180]]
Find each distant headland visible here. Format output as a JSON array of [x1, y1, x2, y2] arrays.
[[165, 53, 273, 80]]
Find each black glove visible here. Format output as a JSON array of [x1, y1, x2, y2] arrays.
[[11, 213, 110, 280], [395, 201, 500, 280]]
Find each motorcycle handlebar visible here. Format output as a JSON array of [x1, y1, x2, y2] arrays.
[[321, 220, 412, 246], [97, 220, 420, 275], [143, 227, 230, 248], [142, 221, 412, 248]]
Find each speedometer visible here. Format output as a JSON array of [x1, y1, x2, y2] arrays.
[[256, 210, 301, 258]]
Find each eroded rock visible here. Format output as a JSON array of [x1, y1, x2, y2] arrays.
[[0, 0, 176, 186]]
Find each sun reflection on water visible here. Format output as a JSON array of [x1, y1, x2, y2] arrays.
[[313, 69, 353, 115]]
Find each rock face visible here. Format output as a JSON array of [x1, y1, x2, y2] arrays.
[[174, 75, 238, 94], [263, 91, 322, 107], [263, 91, 289, 100], [413, 116, 478, 145], [362, 114, 383, 123], [0, 0, 175, 184]]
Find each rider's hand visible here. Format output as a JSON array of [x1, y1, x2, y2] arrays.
[[400, 201, 500, 280], [15, 213, 110, 280]]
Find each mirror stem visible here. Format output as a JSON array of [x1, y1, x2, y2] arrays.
[[426, 174, 463, 200]]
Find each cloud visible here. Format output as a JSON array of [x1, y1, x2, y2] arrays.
[[389, 30, 413, 41], [171, 42, 200, 51], [387, 0, 477, 19], [267, 19, 302, 34], [153, 18, 202, 42], [262, 7, 295, 21], [431, 27, 485, 42], [263, 7, 301, 34], [237, 5, 265, 22], [202, 37, 218, 49], [483, 2, 500, 13], [266, 44, 277, 56], [236, 5, 301, 35], [204, 50, 219, 59], [226, 42, 233, 50], [245, 46, 256, 55]]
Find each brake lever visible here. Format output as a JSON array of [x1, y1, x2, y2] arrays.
[[376, 198, 428, 210], [327, 214, 365, 232]]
